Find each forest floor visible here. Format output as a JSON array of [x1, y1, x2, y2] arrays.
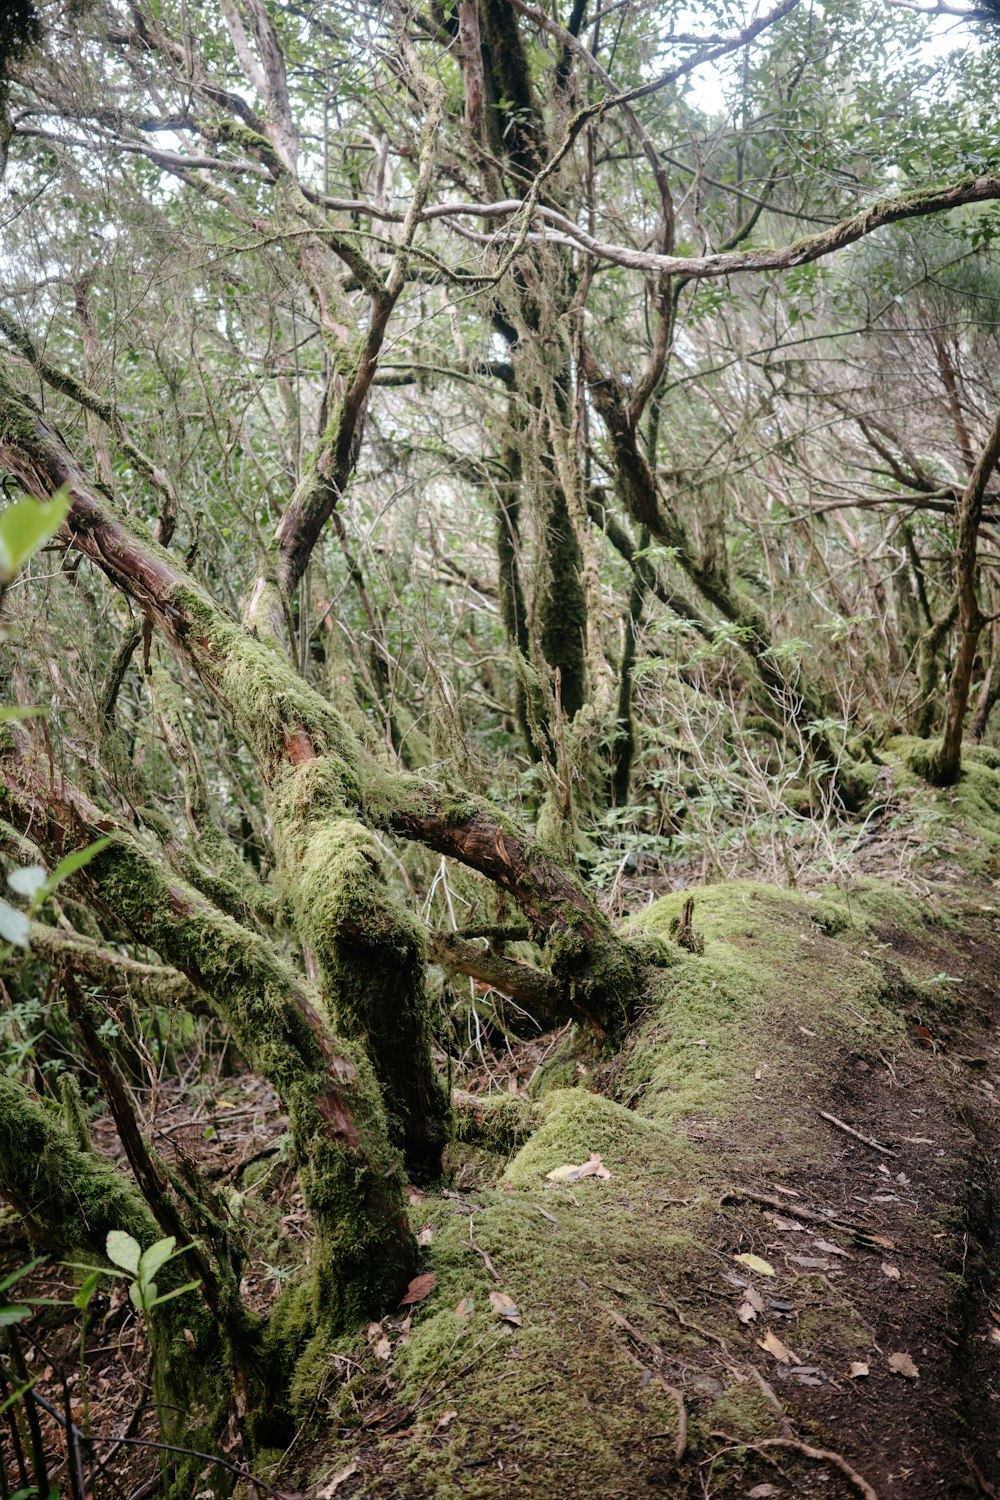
[[5, 747, 1000, 1499]]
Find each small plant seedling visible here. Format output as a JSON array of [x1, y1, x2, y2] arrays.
[[72, 1231, 201, 1317]]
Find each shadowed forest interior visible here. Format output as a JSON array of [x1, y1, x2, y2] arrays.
[[2, 0, 1000, 1494]]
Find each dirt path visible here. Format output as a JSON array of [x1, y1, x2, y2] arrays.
[[294, 887, 1000, 1500]]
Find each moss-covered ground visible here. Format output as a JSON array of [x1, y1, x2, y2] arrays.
[[272, 749, 1000, 1498]]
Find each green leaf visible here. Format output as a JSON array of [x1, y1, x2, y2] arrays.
[[0, 898, 30, 948], [7, 866, 46, 900], [0, 1258, 43, 1298], [0, 1305, 32, 1327], [73, 1270, 102, 1312], [146, 1278, 201, 1308], [43, 837, 111, 897], [137, 1236, 177, 1284], [129, 1279, 150, 1312], [0, 487, 71, 582], [0, 1378, 38, 1418], [106, 1230, 141, 1274]]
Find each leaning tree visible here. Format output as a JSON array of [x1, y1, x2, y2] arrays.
[[1, 0, 1000, 1465]]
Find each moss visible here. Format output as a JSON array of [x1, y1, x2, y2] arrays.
[[701, 1378, 782, 1441], [59, 1072, 94, 1153], [0, 1076, 228, 1485], [795, 1296, 871, 1357], [812, 877, 926, 938], [502, 1089, 697, 1188], [883, 736, 1000, 873], [204, 616, 364, 794], [623, 882, 900, 1146], [272, 759, 448, 1180], [452, 1092, 540, 1154], [77, 831, 415, 1343]]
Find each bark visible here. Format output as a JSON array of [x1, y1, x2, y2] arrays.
[[0, 374, 450, 1170], [970, 622, 1000, 741], [0, 374, 640, 1034], [383, 789, 642, 1039], [579, 346, 853, 792], [428, 929, 565, 1024], [914, 595, 958, 739], [538, 478, 588, 722], [495, 438, 539, 755], [915, 405, 1000, 786], [0, 741, 417, 1340], [610, 535, 648, 806], [0, 1074, 230, 1471]]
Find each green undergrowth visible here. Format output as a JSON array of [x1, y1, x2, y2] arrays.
[[308, 1090, 779, 1498], [881, 737, 1000, 875]]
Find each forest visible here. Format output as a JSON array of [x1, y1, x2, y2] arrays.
[[1, 0, 1000, 1493]]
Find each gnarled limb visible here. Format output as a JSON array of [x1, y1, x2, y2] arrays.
[[0, 740, 417, 1338], [429, 929, 565, 1025], [0, 377, 643, 1034]]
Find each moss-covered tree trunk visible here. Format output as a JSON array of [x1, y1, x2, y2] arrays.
[[913, 405, 1000, 785], [0, 1076, 235, 1483], [0, 376, 641, 1034], [0, 745, 417, 1345]]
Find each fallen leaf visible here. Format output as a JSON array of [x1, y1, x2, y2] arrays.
[[787, 1254, 830, 1269], [455, 1296, 475, 1320], [318, 1462, 359, 1497], [534, 1204, 559, 1224], [788, 1367, 824, 1386], [814, 1239, 849, 1257], [895, 1172, 910, 1185], [888, 1351, 919, 1378], [989, 1328, 1000, 1345], [734, 1253, 775, 1277], [400, 1272, 436, 1307], [766, 1213, 805, 1232], [436, 1408, 457, 1429], [417, 1225, 434, 1246], [489, 1290, 522, 1326], [406, 1186, 424, 1205], [736, 1300, 758, 1324], [799, 1026, 816, 1037], [848, 1361, 870, 1379], [745, 1286, 765, 1313], [862, 1233, 895, 1250], [747, 1486, 782, 1498], [546, 1153, 611, 1183], [367, 1322, 391, 1362], [881, 1262, 900, 1280], [758, 1328, 795, 1363]]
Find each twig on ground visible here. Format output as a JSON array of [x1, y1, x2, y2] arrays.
[[819, 1110, 897, 1156], [755, 1436, 879, 1499]]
